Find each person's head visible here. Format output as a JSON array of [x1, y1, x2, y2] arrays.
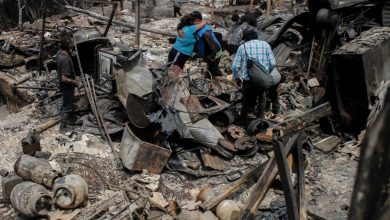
[[232, 14, 240, 23], [60, 36, 74, 53], [242, 28, 258, 42], [190, 11, 203, 24], [180, 14, 193, 27], [241, 12, 257, 27]]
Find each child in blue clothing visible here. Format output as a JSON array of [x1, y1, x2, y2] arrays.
[[168, 15, 210, 69]]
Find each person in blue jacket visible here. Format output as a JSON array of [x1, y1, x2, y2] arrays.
[[168, 15, 210, 69], [190, 11, 223, 76]]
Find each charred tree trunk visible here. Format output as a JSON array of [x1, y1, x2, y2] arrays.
[[349, 87, 390, 220], [17, 0, 25, 30]]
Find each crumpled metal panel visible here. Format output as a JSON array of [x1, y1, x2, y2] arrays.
[[119, 124, 172, 174], [180, 95, 230, 123], [112, 49, 148, 105], [384, 0, 390, 27], [327, 0, 367, 9], [191, 76, 242, 102], [201, 150, 227, 171], [115, 65, 153, 104], [157, 66, 224, 148]]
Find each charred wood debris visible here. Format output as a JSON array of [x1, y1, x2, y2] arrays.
[[0, 0, 390, 219]]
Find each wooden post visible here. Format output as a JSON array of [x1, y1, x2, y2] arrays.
[[249, 0, 254, 12], [17, 0, 25, 30], [38, 4, 46, 76], [274, 139, 299, 220], [103, 3, 118, 37], [267, 0, 272, 16], [135, 0, 141, 47], [119, 0, 124, 10], [211, 0, 216, 21]]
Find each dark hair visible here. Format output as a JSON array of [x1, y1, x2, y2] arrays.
[[190, 11, 202, 20], [232, 14, 240, 22], [60, 36, 73, 50], [177, 22, 185, 31], [241, 12, 257, 27], [242, 28, 258, 41], [180, 15, 193, 27]]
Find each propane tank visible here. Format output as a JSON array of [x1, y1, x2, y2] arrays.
[[216, 200, 241, 220], [10, 181, 52, 217], [14, 154, 58, 188], [53, 174, 88, 209], [1, 174, 24, 200]]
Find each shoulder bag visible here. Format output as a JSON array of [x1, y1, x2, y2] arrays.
[[243, 43, 274, 90]]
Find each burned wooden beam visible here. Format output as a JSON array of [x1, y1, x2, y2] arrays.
[[201, 162, 267, 210], [134, 0, 141, 47], [239, 133, 301, 219], [103, 2, 117, 37], [295, 134, 308, 220], [38, 6, 46, 76], [274, 139, 299, 220], [276, 102, 332, 134]]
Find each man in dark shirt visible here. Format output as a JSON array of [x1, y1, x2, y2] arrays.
[[56, 36, 79, 132], [173, 0, 182, 17]]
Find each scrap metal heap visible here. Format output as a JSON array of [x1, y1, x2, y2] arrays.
[[0, 0, 390, 219]]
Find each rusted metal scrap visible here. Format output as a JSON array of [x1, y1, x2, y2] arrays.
[[180, 95, 230, 123], [153, 66, 233, 157], [200, 149, 227, 171], [119, 124, 172, 174], [21, 117, 60, 156]]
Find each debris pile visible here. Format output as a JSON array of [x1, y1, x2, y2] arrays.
[[0, 0, 389, 219]]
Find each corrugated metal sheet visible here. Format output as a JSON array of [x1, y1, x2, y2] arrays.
[[383, 0, 390, 27]]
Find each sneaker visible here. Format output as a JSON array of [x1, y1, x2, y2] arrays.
[[68, 117, 83, 126], [59, 124, 73, 133], [271, 113, 282, 120]]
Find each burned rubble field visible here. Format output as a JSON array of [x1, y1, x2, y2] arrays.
[[1, 0, 389, 220]]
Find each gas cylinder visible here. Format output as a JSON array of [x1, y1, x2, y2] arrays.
[[53, 174, 88, 209], [10, 181, 52, 217], [14, 154, 58, 188]]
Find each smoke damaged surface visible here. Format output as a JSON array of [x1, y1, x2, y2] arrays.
[[0, 1, 380, 220]]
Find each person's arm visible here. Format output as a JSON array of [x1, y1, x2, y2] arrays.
[[61, 74, 78, 86], [265, 43, 276, 73], [195, 20, 210, 31], [232, 46, 243, 80]]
